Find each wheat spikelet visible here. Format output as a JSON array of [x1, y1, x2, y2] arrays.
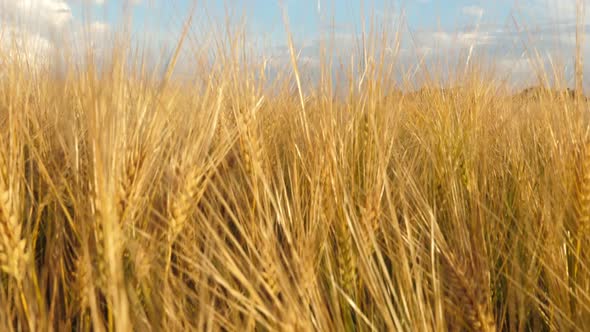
[[235, 104, 253, 167], [574, 141, 590, 234], [336, 216, 358, 331], [92, 194, 108, 291], [117, 145, 144, 226], [122, 239, 152, 326], [362, 112, 371, 154], [260, 242, 280, 301], [168, 165, 211, 243], [74, 252, 92, 311], [336, 219, 357, 297], [441, 252, 496, 332], [237, 111, 264, 182], [213, 108, 233, 149], [459, 158, 474, 195], [235, 103, 266, 235], [89, 156, 115, 293], [297, 238, 319, 301], [572, 140, 590, 295], [359, 191, 380, 256], [0, 151, 27, 281], [128, 240, 152, 284], [239, 140, 253, 182], [250, 129, 264, 177], [237, 98, 266, 176], [318, 155, 335, 224], [89, 144, 132, 329], [75, 136, 91, 193]]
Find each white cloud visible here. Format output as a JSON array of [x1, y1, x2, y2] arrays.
[[0, 0, 73, 67], [7, 0, 73, 28], [90, 21, 110, 34], [89, 0, 141, 4], [461, 6, 484, 18], [420, 30, 494, 49], [92, 0, 142, 5], [498, 57, 534, 76], [521, 0, 590, 22]]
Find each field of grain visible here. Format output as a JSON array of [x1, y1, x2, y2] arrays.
[[1, 4, 590, 331]]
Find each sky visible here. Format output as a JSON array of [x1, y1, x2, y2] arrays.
[[1, 0, 590, 88]]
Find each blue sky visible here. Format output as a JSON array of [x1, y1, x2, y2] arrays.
[[115, 0, 590, 86], [57, 1, 537, 47], [1, 0, 589, 87]]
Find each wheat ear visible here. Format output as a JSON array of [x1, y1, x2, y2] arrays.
[[117, 144, 145, 226], [92, 193, 107, 291], [441, 252, 496, 332], [0, 150, 27, 281], [168, 165, 212, 242], [360, 190, 380, 256], [260, 238, 280, 301], [574, 141, 590, 274], [74, 251, 92, 312], [165, 162, 214, 278], [336, 219, 357, 297]]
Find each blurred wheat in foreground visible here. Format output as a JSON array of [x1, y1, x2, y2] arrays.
[[2, 13, 590, 332]]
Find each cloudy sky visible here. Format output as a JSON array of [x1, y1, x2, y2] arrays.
[[1, 0, 589, 88]]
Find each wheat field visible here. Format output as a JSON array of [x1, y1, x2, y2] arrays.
[[1, 4, 590, 331]]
